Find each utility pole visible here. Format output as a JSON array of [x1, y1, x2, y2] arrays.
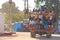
[[26, 0, 28, 18], [27, 0, 28, 14], [24, 0, 27, 18], [24, 0, 29, 18], [9, 0, 12, 31], [24, 0, 26, 14]]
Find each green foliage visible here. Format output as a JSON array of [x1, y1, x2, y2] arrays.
[[5, 12, 24, 23], [34, 0, 40, 8], [34, 0, 45, 8], [1, 1, 19, 13], [0, 1, 24, 23]]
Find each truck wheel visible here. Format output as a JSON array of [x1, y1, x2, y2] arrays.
[[39, 34, 42, 36], [31, 32, 36, 38], [46, 33, 51, 38], [39, 32, 42, 36]]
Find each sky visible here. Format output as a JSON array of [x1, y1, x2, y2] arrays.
[[0, 0, 35, 11]]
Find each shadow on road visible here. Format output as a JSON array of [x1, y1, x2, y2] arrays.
[[35, 36, 60, 40]]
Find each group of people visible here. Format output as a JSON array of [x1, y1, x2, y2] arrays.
[[29, 6, 55, 30]]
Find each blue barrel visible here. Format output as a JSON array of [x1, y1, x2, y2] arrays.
[[58, 24, 60, 33], [58, 20, 60, 33], [13, 22, 23, 32]]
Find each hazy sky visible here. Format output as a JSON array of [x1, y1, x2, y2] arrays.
[[0, 0, 35, 11]]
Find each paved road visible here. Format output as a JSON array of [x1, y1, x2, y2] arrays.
[[0, 32, 60, 40], [36, 34, 60, 40]]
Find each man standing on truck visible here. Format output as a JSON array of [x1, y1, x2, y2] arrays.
[[48, 11, 55, 31]]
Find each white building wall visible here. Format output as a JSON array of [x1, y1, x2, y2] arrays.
[[0, 13, 5, 33]]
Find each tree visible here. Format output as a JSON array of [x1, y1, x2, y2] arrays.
[[45, 0, 59, 19], [0, 1, 25, 23], [5, 12, 25, 23], [34, 0, 45, 8], [1, 1, 19, 13], [34, 0, 40, 8]]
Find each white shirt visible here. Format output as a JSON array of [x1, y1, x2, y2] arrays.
[[29, 20, 35, 25], [39, 15, 43, 19], [50, 16, 52, 20], [40, 21, 43, 24]]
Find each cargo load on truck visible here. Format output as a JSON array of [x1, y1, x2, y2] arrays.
[[29, 5, 55, 38]]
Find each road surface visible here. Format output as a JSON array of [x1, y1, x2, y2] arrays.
[[0, 32, 36, 40], [0, 32, 60, 40], [36, 34, 60, 40]]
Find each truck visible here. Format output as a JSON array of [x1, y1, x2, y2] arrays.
[[29, 23, 53, 38], [28, 11, 54, 38]]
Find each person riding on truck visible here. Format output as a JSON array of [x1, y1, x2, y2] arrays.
[[29, 5, 55, 38], [48, 11, 55, 31]]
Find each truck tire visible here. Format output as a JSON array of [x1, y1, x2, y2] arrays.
[[39, 32, 43, 36], [46, 33, 51, 38], [31, 32, 36, 38], [39, 34, 42, 36]]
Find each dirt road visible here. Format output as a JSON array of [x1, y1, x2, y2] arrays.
[[37, 34, 60, 40], [0, 32, 36, 40], [0, 32, 60, 40]]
